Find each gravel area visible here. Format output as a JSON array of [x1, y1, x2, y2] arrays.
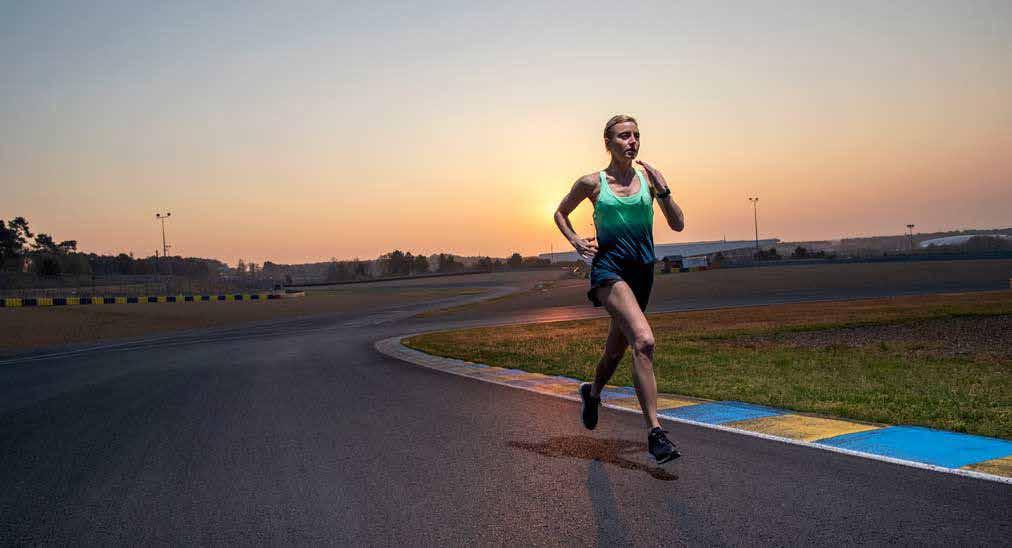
[[738, 314, 1012, 360]]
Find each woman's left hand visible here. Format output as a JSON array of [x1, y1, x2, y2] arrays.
[[635, 160, 670, 194]]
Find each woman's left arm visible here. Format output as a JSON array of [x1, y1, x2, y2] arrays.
[[636, 160, 685, 232]]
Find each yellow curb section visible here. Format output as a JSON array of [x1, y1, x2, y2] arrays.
[[495, 372, 553, 382], [441, 364, 495, 375], [465, 369, 516, 380], [728, 414, 883, 442], [115, 297, 127, 304], [38, 298, 52, 306], [962, 456, 1012, 478], [608, 394, 701, 411], [529, 382, 582, 396], [66, 297, 79, 305]]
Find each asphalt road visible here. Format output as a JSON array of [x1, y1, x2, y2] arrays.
[[2, 272, 1010, 545]]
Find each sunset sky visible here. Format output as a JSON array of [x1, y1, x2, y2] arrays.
[[3, 1, 1010, 265]]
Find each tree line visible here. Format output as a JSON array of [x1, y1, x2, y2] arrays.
[[322, 251, 551, 282], [2, 216, 554, 284], [1, 216, 225, 278]]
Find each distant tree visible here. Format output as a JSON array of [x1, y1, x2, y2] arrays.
[[284, 274, 294, 285], [326, 259, 341, 282], [58, 240, 77, 253], [236, 258, 246, 276], [33, 233, 60, 254], [507, 252, 523, 268], [34, 254, 61, 276], [412, 254, 429, 274], [0, 217, 33, 270], [351, 259, 370, 279], [379, 250, 410, 276], [437, 254, 462, 273], [63, 253, 91, 275], [114, 253, 133, 274], [792, 246, 808, 259]]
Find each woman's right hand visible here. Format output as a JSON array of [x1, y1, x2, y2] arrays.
[[573, 236, 598, 262]]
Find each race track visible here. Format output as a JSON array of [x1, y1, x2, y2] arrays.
[[2, 265, 1010, 545]]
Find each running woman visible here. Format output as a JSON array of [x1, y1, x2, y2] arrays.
[[553, 114, 686, 463]]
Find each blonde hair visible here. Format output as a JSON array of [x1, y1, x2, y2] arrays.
[[603, 114, 638, 139]]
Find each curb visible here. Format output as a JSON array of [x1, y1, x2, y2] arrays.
[[375, 335, 1012, 485], [0, 293, 294, 308]]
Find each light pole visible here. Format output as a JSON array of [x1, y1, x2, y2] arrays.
[[748, 196, 760, 254], [155, 211, 171, 258], [156, 211, 171, 279], [906, 224, 915, 251]]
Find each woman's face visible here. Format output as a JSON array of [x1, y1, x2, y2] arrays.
[[605, 121, 639, 161]]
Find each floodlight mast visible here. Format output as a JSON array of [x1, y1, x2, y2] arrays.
[[748, 196, 760, 251], [156, 211, 171, 258]]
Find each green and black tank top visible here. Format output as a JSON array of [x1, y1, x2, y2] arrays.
[[592, 169, 655, 267]]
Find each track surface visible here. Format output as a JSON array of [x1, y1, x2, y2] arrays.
[[2, 267, 1010, 545]]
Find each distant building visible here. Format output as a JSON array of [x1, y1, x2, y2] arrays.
[[918, 234, 1011, 248]]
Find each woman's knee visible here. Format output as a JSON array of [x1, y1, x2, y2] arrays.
[[631, 332, 654, 356]]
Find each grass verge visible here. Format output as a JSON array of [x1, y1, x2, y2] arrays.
[[405, 291, 1012, 439]]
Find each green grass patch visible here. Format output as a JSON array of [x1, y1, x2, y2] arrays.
[[405, 292, 1012, 438]]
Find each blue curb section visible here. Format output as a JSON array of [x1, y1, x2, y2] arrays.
[[658, 401, 786, 424], [599, 386, 637, 401], [817, 426, 1012, 469]]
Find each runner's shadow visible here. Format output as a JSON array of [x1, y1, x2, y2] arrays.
[[508, 435, 677, 481]]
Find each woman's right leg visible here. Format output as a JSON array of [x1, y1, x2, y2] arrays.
[[596, 281, 660, 429], [590, 319, 628, 398]]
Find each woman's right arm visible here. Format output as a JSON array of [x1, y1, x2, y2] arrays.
[[553, 176, 598, 262]]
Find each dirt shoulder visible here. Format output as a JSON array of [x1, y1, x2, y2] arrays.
[[0, 286, 482, 356], [0, 268, 574, 357], [738, 314, 1012, 360]]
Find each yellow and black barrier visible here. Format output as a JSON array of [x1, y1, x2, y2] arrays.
[[0, 293, 284, 308]]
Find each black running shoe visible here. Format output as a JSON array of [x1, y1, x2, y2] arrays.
[[579, 382, 600, 430], [648, 427, 680, 463]]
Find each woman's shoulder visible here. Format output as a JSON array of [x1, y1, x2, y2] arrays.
[[575, 171, 603, 189]]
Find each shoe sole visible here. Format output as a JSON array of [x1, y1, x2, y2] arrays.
[[654, 451, 681, 464]]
